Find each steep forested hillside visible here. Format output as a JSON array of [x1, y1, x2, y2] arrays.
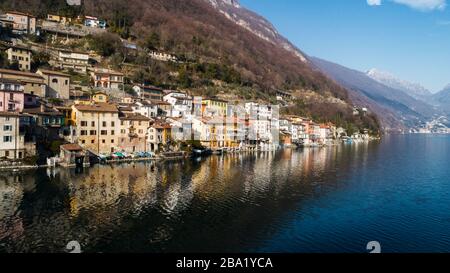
[[0, 0, 380, 134]]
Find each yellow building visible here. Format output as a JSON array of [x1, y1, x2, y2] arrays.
[[47, 14, 73, 24], [92, 91, 108, 103], [71, 103, 120, 154], [55, 106, 73, 126], [202, 98, 228, 117], [6, 46, 32, 71], [147, 120, 172, 152], [202, 116, 243, 149], [118, 113, 151, 153]]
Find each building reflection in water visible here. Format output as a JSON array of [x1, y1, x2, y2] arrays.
[[0, 142, 377, 252]]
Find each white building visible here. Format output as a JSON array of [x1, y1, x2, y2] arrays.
[[132, 101, 158, 118], [57, 50, 89, 73], [245, 102, 279, 147], [163, 92, 193, 118], [149, 51, 178, 62], [0, 112, 34, 160], [84, 16, 106, 29]]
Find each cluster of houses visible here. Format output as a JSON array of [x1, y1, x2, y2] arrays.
[[0, 11, 107, 41], [0, 8, 363, 167], [0, 71, 347, 165]]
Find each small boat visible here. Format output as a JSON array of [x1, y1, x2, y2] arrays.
[[192, 148, 213, 157], [342, 137, 353, 144]]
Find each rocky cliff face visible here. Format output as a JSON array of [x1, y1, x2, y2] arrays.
[[204, 0, 307, 62]]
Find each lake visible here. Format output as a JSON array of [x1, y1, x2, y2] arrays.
[[1, 134, 450, 253]]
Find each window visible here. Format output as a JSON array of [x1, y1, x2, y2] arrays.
[[81, 121, 87, 127], [80, 130, 87, 136], [10, 93, 14, 100], [65, 80, 69, 85], [3, 136, 12, 142], [121, 129, 125, 134], [90, 130, 97, 135], [82, 140, 85, 144], [111, 130, 115, 135], [91, 140, 95, 144], [102, 121, 107, 127], [52, 78, 58, 84], [111, 121, 115, 127], [101, 130, 107, 135], [3, 125, 12, 131], [102, 139, 105, 144], [91, 121, 95, 127], [111, 139, 114, 143]]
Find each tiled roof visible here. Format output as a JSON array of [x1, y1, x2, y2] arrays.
[[7, 44, 32, 51], [93, 68, 123, 76], [0, 78, 22, 84], [152, 121, 172, 129], [60, 143, 83, 152], [23, 106, 63, 116], [74, 103, 119, 113], [136, 84, 163, 91], [6, 11, 36, 17], [119, 113, 151, 121], [0, 111, 20, 117], [0, 68, 45, 79], [38, 69, 70, 77]]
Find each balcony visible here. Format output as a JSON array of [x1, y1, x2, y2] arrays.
[[128, 132, 138, 138]]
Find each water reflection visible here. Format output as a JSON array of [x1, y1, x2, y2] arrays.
[[0, 142, 380, 253]]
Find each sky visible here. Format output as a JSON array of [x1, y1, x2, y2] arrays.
[[239, 0, 450, 92]]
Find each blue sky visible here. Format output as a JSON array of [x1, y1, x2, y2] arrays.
[[239, 0, 450, 92]]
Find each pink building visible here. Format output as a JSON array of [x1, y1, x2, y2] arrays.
[[0, 79, 25, 112]]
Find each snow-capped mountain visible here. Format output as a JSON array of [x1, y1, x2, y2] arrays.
[[203, 0, 307, 62], [367, 68, 432, 101]]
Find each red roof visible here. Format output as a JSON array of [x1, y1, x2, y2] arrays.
[[60, 144, 83, 152]]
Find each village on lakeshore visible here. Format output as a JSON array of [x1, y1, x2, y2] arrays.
[[0, 5, 376, 170]]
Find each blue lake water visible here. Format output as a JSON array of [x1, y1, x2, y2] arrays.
[[1, 134, 450, 253]]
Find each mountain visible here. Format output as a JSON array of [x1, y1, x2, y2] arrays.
[[0, 0, 380, 133], [204, 0, 308, 63], [432, 84, 450, 109], [311, 57, 440, 131], [366, 68, 433, 101]]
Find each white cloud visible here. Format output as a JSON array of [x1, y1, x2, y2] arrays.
[[393, 0, 446, 10], [367, 0, 447, 11], [367, 0, 382, 5]]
